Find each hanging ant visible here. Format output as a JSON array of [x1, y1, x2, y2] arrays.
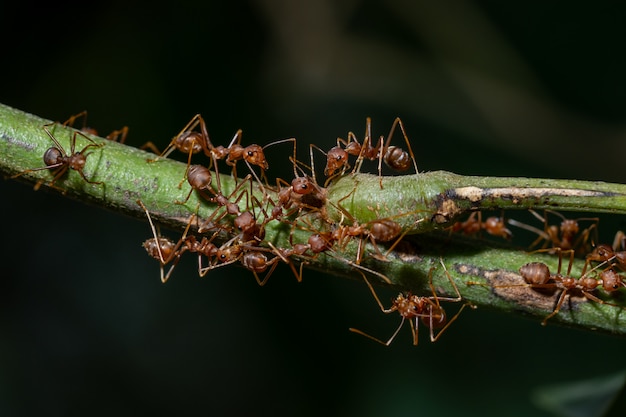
[[138, 200, 225, 282], [313, 117, 419, 188], [236, 241, 308, 286], [349, 259, 472, 346], [11, 121, 104, 192]]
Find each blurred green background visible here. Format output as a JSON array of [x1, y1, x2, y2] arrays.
[[2, 1, 626, 416]]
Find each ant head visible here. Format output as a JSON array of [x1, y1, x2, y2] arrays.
[[243, 145, 268, 169]]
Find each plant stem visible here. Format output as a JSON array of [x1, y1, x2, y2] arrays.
[[2, 102, 626, 336]]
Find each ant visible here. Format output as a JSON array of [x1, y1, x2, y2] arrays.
[[174, 164, 217, 205], [326, 183, 425, 265], [471, 249, 626, 325], [142, 114, 288, 192], [349, 259, 472, 346], [313, 117, 419, 188], [518, 250, 626, 325], [288, 219, 395, 285], [62, 110, 128, 143], [266, 154, 330, 223], [584, 230, 626, 274], [330, 209, 410, 265], [138, 200, 222, 282], [193, 175, 257, 235], [236, 241, 308, 286], [448, 211, 512, 240], [198, 194, 274, 280], [11, 121, 104, 192], [508, 209, 598, 255]]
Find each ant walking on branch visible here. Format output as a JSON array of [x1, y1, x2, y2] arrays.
[[62, 110, 129, 143], [142, 114, 292, 194], [448, 211, 512, 240], [313, 117, 419, 188], [11, 121, 104, 192], [518, 250, 626, 325]]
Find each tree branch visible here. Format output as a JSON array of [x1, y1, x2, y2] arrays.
[[2, 102, 625, 336]]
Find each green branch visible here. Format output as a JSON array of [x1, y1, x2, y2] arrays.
[[2, 102, 626, 337]]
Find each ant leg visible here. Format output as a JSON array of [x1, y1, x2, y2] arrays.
[[541, 289, 569, 326], [351, 119, 371, 175], [430, 303, 471, 343], [266, 242, 304, 283], [349, 318, 407, 347], [348, 269, 406, 345], [106, 126, 129, 144], [386, 117, 419, 175], [140, 141, 162, 155]]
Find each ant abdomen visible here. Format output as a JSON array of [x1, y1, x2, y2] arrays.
[[383, 146, 411, 171]]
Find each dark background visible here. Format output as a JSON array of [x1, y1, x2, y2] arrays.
[[2, 1, 626, 416]]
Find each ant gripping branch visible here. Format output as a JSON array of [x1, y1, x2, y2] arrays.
[[519, 251, 626, 325], [314, 117, 419, 188], [448, 211, 512, 240], [11, 121, 104, 192], [142, 114, 277, 192], [62, 110, 129, 143]]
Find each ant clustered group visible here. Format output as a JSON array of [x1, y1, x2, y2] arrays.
[[458, 208, 626, 325], [14, 112, 626, 345], [134, 114, 474, 345]]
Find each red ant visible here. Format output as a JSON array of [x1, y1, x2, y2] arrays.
[[330, 209, 411, 265], [235, 241, 308, 286], [193, 175, 256, 235], [198, 194, 275, 281], [266, 154, 330, 222], [11, 121, 104, 192], [518, 250, 626, 325], [142, 114, 290, 192], [62, 110, 128, 143], [139, 200, 222, 282], [269, 175, 328, 221], [287, 218, 395, 285], [448, 211, 512, 240], [313, 117, 419, 188], [349, 259, 472, 346], [470, 249, 626, 325], [142, 114, 265, 187], [508, 209, 598, 255], [325, 183, 425, 265], [584, 230, 626, 274]]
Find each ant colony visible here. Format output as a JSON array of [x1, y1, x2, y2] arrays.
[[17, 111, 626, 344]]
